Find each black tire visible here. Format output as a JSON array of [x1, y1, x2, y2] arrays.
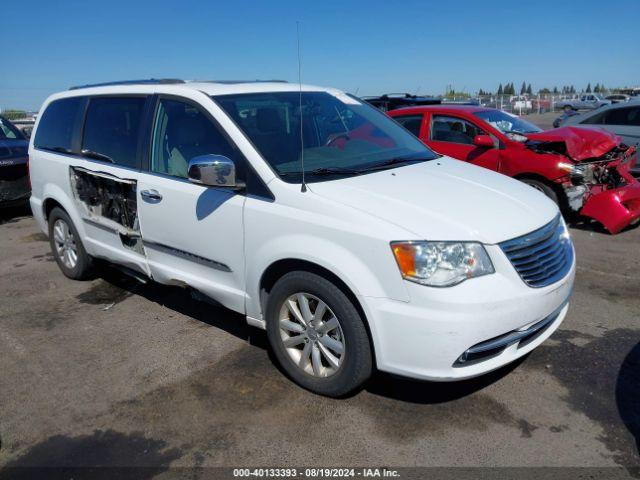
[[521, 178, 559, 205], [265, 271, 372, 397], [48, 207, 94, 280]]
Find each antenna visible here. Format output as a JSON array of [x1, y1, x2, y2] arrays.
[[296, 21, 307, 193]]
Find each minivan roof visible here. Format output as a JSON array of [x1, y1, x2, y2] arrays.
[[58, 79, 335, 98]]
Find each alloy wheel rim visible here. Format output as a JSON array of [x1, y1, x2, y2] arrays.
[[53, 219, 78, 269], [278, 292, 345, 378]]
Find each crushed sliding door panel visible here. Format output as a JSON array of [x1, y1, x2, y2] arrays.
[[69, 166, 143, 252]]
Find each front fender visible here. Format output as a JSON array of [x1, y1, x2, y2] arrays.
[[244, 233, 409, 321]]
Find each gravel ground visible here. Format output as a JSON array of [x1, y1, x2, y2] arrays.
[[0, 123, 638, 477]]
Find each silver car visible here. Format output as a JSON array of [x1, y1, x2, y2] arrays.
[[562, 101, 640, 177]]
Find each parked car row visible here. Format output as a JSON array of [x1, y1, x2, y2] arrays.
[[28, 79, 575, 396], [555, 93, 611, 112]]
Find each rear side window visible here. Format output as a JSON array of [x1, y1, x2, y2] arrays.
[[580, 111, 607, 125], [394, 115, 423, 137], [82, 97, 146, 168], [34, 97, 85, 152], [0, 117, 23, 139]]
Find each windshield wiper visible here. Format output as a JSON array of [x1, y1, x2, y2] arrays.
[[81, 149, 114, 163], [280, 167, 361, 177], [357, 156, 431, 172], [308, 167, 362, 175]]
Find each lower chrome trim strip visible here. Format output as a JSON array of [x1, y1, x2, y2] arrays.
[[142, 240, 232, 272], [456, 301, 567, 364]]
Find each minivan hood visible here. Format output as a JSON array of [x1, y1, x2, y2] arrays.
[[525, 126, 620, 161], [308, 157, 558, 244]]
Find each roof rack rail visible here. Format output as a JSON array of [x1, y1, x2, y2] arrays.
[[69, 78, 185, 90], [196, 79, 289, 84]]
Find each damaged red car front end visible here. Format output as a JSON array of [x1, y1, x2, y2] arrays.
[[525, 127, 640, 234]]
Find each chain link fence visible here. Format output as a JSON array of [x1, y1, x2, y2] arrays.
[[450, 93, 608, 115]]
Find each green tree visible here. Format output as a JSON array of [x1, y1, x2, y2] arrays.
[[497, 83, 503, 95], [553, 86, 558, 94], [0, 109, 26, 120], [586, 83, 592, 93], [526, 83, 533, 95], [520, 81, 527, 95]]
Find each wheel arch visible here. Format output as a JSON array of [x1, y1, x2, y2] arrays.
[[514, 172, 564, 193], [514, 172, 570, 212], [259, 258, 377, 363], [40, 185, 89, 248], [43, 197, 65, 220]]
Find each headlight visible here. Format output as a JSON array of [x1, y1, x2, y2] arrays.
[[391, 241, 494, 287], [557, 162, 583, 175]]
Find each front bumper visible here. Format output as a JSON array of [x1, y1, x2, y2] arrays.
[[580, 181, 640, 234], [0, 167, 30, 205], [360, 244, 575, 381]]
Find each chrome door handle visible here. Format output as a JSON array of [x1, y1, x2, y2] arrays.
[[140, 189, 162, 202]]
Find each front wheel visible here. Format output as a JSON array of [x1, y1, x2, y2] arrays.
[[521, 179, 559, 205], [265, 271, 372, 397]]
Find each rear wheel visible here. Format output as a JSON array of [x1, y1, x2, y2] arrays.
[[265, 271, 372, 397], [48, 207, 94, 280]]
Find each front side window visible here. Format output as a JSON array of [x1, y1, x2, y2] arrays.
[[580, 111, 607, 125], [394, 114, 423, 137], [82, 97, 146, 168], [34, 97, 85, 152], [214, 91, 437, 183], [431, 115, 484, 145], [151, 99, 236, 178]]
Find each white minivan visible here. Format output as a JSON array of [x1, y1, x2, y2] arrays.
[[29, 79, 575, 396]]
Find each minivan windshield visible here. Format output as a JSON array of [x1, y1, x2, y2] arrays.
[[474, 110, 542, 135], [214, 91, 438, 182]]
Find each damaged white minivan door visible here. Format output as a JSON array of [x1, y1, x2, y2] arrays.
[[70, 95, 150, 276], [136, 95, 246, 313]]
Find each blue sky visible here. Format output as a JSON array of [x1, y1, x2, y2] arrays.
[[1, 0, 638, 110]]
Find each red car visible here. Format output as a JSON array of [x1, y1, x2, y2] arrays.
[[388, 105, 640, 234]]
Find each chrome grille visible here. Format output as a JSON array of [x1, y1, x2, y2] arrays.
[[499, 215, 573, 288]]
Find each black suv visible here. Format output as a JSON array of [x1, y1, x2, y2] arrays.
[[362, 93, 441, 111], [0, 115, 30, 206]]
